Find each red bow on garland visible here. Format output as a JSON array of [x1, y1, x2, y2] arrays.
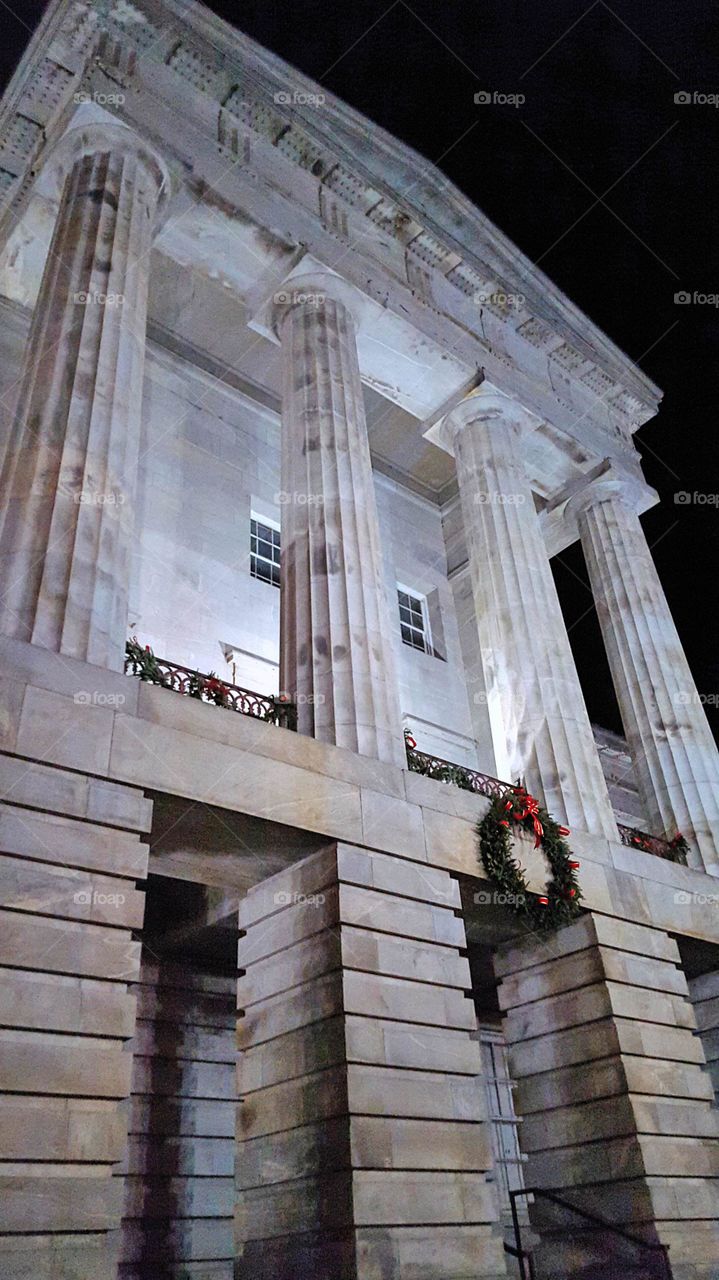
[[506, 788, 544, 848]]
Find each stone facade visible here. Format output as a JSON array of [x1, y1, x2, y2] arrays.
[[0, 2, 718, 1278]]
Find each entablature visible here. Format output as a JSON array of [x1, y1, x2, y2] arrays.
[[0, 0, 663, 509]]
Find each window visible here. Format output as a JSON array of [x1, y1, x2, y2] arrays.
[[397, 586, 430, 653], [250, 516, 280, 588]]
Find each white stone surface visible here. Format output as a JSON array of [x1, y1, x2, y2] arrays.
[[275, 274, 404, 766], [0, 121, 168, 670], [442, 383, 618, 838], [572, 475, 719, 872], [374, 474, 479, 767]]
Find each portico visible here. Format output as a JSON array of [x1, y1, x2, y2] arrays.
[[0, 2, 718, 1278]]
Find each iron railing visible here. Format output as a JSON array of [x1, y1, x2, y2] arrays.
[[405, 745, 510, 799], [120, 659, 691, 863], [124, 645, 297, 730], [406, 744, 687, 864], [509, 1187, 672, 1280], [617, 823, 686, 864]]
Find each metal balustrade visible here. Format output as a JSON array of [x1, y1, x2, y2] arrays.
[[406, 743, 684, 863], [124, 645, 297, 729], [405, 745, 510, 799], [617, 822, 686, 864], [122, 653, 685, 862]]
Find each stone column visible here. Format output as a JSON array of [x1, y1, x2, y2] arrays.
[[273, 274, 404, 766], [0, 119, 169, 671], [568, 475, 719, 873], [441, 385, 617, 839], [237, 844, 509, 1280], [497, 915, 719, 1280]]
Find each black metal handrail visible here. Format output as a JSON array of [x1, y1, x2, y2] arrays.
[[124, 643, 297, 730], [406, 743, 687, 865], [509, 1187, 671, 1280], [406, 744, 510, 800], [504, 1235, 536, 1280], [617, 822, 687, 864]]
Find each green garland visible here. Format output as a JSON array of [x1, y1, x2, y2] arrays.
[[477, 789, 583, 932], [125, 636, 169, 684], [626, 825, 688, 865]]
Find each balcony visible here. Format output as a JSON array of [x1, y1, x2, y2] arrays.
[[124, 640, 296, 730], [124, 643, 688, 866]]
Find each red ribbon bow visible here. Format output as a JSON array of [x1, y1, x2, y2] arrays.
[[513, 790, 544, 848]]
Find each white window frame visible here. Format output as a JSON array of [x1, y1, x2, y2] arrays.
[[396, 583, 432, 654], [250, 512, 281, 588]]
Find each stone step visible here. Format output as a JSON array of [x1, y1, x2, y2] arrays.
[[529, 1229, 668, 1280]]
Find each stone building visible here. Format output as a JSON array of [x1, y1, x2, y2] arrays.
[[0, 1, 718, 1277]]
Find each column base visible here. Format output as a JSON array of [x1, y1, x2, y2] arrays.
[[236, 844, 509, 1280], [497, 914, 719, 1280], [0, 748, 151, 1279]]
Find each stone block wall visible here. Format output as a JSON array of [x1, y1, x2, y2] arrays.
[[118, 957, 237, 1279], [0, 750, 151, 1280], [236, 842, 509, 1280], [497, 914, 719, 1280]]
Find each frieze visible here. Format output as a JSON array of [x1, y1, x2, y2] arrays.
[[0, 0, 661, 436]]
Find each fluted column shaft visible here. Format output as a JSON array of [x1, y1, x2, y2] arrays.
[[0, 122, 168, 670], [445, 388, 618, 838], [277, 279, 404, 766], [575, 484, 719, 872]]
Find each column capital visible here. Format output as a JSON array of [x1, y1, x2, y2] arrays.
[[268, 270, 368, 338], [436, 380, 540, 452], [564, 465, 656, 525], [43, 112, 172, 217]]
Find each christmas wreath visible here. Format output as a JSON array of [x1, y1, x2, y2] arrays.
[[476, 787, 583, 931]]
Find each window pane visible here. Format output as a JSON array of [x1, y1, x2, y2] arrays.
[[250, 519, 281, 587], [397, 587, 428, 652]]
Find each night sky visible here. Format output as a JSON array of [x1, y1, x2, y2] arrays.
[[2, 0, 718, 740]]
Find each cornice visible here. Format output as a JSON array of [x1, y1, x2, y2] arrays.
[[0, 0, 662, 441]]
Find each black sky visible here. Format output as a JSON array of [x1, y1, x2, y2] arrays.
[[2, 0, 718, 739]]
